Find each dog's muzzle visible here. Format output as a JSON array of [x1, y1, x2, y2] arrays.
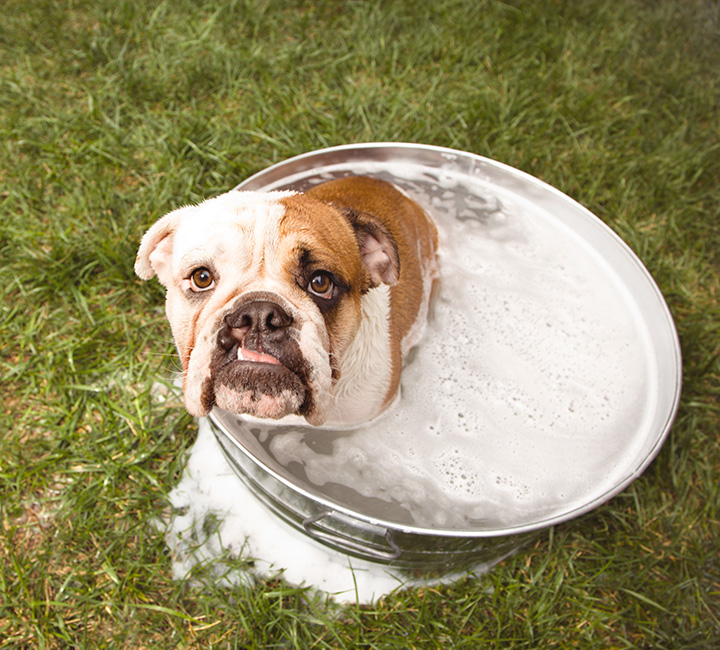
[[209, 295, 314, 420]]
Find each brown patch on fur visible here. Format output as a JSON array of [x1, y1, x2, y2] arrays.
[[199, 376, 215, 413], [306, 177, 439, 407], [277, 194, 369, 286], [278, 193, 370, 365]]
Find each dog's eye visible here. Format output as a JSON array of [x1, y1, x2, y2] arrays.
[[308, 271, 334, 299], [190, 267, 215, 291]]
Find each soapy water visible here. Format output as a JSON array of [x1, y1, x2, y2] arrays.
[[215, 163, 656, 530], [163, 160, 658, 599]]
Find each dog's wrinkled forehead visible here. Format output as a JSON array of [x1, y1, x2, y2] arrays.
[[172, 191, 292, 272], [135, 188, 378, 299], [178, 191, 366, 284]]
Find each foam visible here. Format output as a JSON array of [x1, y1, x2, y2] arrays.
[[162, 418, 495, 603]]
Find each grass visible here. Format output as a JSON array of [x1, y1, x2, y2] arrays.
[[1, 0, 719, 646]]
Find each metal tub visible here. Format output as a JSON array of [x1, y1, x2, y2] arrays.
[[208, 143, 681, 572]]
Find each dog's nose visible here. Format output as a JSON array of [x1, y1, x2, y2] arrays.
[[228, 300, 293, 331], [219, 300, 293, 350]]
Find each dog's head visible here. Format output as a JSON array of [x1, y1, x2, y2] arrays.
[[135, 189, 399, 425]]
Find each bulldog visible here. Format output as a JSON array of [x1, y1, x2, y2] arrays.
[[135, 176, 438, 427]]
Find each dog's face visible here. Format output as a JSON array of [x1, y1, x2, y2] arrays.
[[135, 190, 399, 425]]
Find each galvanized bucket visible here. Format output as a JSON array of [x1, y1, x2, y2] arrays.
[[209, 143, 681, 572]]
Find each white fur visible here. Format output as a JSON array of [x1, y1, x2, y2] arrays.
[[326, 285, 393, 427], [170, 191, 295, 281]]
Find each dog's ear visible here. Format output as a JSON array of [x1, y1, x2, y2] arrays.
[[134, 210, 182, 286], [342, 208, 400, 287]]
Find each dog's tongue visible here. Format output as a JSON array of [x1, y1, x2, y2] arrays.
[[238, 346, 281, 365]]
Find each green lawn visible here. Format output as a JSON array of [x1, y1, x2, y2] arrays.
[[2, 0, 719, 647]]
